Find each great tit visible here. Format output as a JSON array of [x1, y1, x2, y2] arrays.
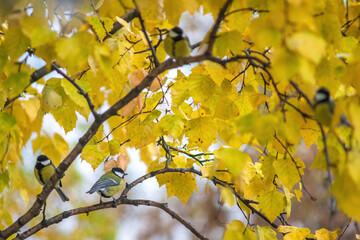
[[314, 87, 350, 127], [86, 167, 127, 203], [164, 26, 191, 59], [34, 155, 69, 202]]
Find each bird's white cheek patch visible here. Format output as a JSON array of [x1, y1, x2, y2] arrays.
[[40, 160, 51, 165]]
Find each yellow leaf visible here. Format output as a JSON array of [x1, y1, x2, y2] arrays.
[[173, 156, 187, 168], [205, 61, 225, 86], [22, 98, 41, 122], [115, 16, 131, 32], [278, 226, 312, 240], [158, 171, 197, 205], [164, 0, 199, 25], [332, 159, 360, 222], [294, 188, 303, 202], [55, 31, 93, 72], [81, 143, 109, 170], [214, 30, 243, 57], [88, 16, 113, 40], [257, 226, 277, 240], [20, 188, 29, 203], [156, 114, 184, 140], [1, 210, 13, 226], [0, 113, 16, 142], [223, 220, 257, 240], [61, 79, 90, 115], [41, 84, 63, 112], [0, 170, 10, 193], [286, 32, 326, 64], [259, 189, 285, 222], [214, 96, 240, 120], [270, 48, 300, 83], [4, 27, 30, 60], [273, 158, 301, 190], [314, 228, 340, 240], [5, 72, 29, 99], [139, 143, 160, 166], [214, 147, 250, 176], [184, 117, 217, 150], [221, 187, 235, 207]]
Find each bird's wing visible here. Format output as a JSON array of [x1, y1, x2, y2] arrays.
[[86, 178, 120, 194]]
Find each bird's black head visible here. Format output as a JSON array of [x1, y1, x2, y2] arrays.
[[112, 167, 127, 178], [37, 154, 49, 162], [36, 155, 51, 166], [315, 87, 330, 104], [169, 26, 185, 41]]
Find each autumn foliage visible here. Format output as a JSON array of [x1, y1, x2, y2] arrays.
[[0, 0, 360, 239]]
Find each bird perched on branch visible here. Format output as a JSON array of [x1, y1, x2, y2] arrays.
[[164, 26, 191, 59], [34, 155, 69, 202], [314, 87, 351, 127], [86, 167, 127, 203]]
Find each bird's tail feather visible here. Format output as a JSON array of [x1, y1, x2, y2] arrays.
[[55, 187, 69, 202]]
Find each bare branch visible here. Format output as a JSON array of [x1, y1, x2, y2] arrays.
[[133, 0, 160, 67], [15, 198, 208, 240], [206, 0, 234, 55]]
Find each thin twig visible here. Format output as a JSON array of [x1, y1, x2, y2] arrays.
[[51, 62, 99, 120]]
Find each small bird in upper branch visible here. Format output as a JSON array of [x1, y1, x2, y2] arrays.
[[313, 87, 351, 127], [34, 155, 69, 202], [164, 26, 191, 59], [86, 167, 127, 203]]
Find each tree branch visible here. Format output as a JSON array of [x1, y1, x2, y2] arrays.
[[206, 0, 234, 55], [133, 0, 160, 67], [15, 198, 208, 240]]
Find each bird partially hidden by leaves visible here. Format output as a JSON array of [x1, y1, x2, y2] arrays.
[[34, 155, 69, 202], [86, 167, 127, 203], [164, 26, 191, 59], [313, 87, 351, 127]]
